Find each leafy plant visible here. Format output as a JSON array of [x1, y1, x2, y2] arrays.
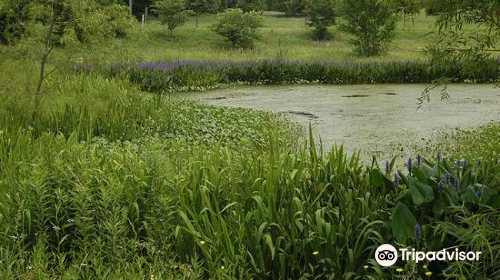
[[304, 0, 336, 40], [152, 0, 195, 35], [211, 8, 263, 48], [339, 0, 397, 56]]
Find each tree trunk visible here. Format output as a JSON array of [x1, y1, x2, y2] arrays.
[[34, 0, 58, 116]]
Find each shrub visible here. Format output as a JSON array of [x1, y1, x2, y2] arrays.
[[339, 0, 397, 56], [0, 0, 41, 45], [304, 0, 336, 40], [55, 0, 135, 45], [211, 8, 263, 48], [152, 0, 194, 35]]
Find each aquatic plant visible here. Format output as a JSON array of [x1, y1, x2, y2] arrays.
[[102, 59, 500, 93]]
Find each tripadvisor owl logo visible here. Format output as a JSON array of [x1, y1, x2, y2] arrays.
[[374, 244, 482, 267], [375, 244, 398, 267]]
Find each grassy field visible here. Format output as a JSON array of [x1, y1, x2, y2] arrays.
[[123, 11, 466, 62]]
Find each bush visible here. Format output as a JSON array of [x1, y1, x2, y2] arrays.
[[152, 0, 194, 35], [340, 0, 397, 56], [0, 0, 41, 45], [55, 0, 135, 45], [211, 8, 263, 48], [304, 0, 336, 40]]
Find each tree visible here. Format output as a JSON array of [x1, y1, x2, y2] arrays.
[[152, 0, 194, 35], [236, 0, 265, 12], [0, 0, 43, 45], [211, 8, 263, 47], [391, 0, 421, 27], [189, 0, 220, 28], [304, 0, 335, 40], [286, 0, 304, 16], [339, 0, 396, 56]]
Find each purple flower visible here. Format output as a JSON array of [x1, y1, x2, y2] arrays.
[[476, 160, 481, 168], [414, 224, 422, 241], [444, 173, 451, 184], [407, 158, 413, 174], [453, 179, 460, 192], [476, 188, 483, 198], [385, 161, 390, 174], [438, 181, 445, 192], [416, 154, 422, 166], [456, 160, 463, 168], [393, 173, 399, 187]]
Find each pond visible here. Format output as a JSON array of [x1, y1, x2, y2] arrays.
[[179, 84, 500, 159]]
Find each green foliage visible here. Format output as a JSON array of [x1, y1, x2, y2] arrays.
[[339, 0, 397, 56], [189, 0, 221, 14], [152, 0, 194, 35], [0, 0, 43, 44], [425, 0, 499, 66], [304, 0, 336, 40], [1, 57, 499, 279], [111, 60, 500, 93], [236, 0, 265, 12], [211, 8, 263, 47], [285, 0, 304, 16], [53, 0, 135, 45]]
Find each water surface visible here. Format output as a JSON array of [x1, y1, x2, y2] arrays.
[[179, 84, 500, 158]]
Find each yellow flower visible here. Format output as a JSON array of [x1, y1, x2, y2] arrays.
[[425, 271, 432, 277], [423, 265, 428, 269], [221, 266, 225, 270], [200, 240, 206, 245], [396, 268, 404, 273], [363, 265, 369, 270], [312, 251, 319, 255], [150, 274, 157, 280]]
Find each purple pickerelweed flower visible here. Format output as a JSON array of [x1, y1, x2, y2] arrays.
[[417, 154, 422, 166], [453, 179, 460, 192], [476, 188, 483, 198], [407, 158, 413, 174], [414, 224, 422, 241], [393, 173, 399, 187], [456, 160, 463, 168], [385, 161, 390, 174], [444, 173, 451, 185], [438, 181, 445, 192], [476, 160, 481, 168]]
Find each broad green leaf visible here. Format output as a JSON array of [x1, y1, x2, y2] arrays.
[[392, 202, 417, 244], [408, 178, 435, 206]]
